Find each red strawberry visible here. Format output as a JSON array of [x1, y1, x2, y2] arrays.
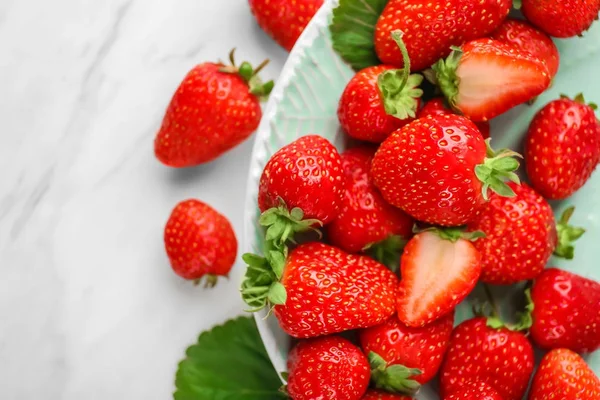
[[397, 229, 482, 327], [338, 32, 423, 143], [362, 390, 412, 400], [429, 38, 552, 121], [359, 312, 454, 391], [490, 18, 560, 78], [375, 0, 511, 71], [326, 147, 413, 259], [155, 52, 273, 167], [164, 199, 237, 286], [528, 348, 600, 400], [287, 336, 370, 400], [466, 182, 558, 284], [249, 0, 323, 51], [525, 94, 600, 200], [528, 268, 600, 353], [418, 98, 491, 139], [371, 114, 521, 227], [521, 0, 600, 38], [443, 380, 503, 400], [258, 135, 344, 245], [440, 317, 535, 400]]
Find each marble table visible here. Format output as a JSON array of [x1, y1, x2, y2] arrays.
[[0, 0, 288, 398]]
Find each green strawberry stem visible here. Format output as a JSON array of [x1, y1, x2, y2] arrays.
[[219, 48, 274, 99], [413, 225, 486, 243], [474, 139, 522, 200], [377, 30, 423, 120], [554, 206, 586, 259], [364, 235, 406, 272], [260, 198, 322, 249], [368, 352, 422, 396]]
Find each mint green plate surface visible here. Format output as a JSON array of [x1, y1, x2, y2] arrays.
[[243, 0, 600, 396]]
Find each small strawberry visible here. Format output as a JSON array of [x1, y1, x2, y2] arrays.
[[258, 135, 344, 246], [242, 242, 398, 338], [326, 147, 413, 261], [362, 390, 412, 400], [396, 229, 482, 327], [359, 312, 454, 392], [527, 268, 600, 353], [528, 348, 600, 400], [418, 98, 491, 139], [440, 317, 535, 400], [490, 18, 560, 78], [155, 51, 273, 167], [286, 336, 370, 400], [525, 94, 600, 200], [249, 0, 323, 51], [428, 38, 551, 121], [466, 182, 559, 284], [338, 32, 423, 143], [164, 199, 237, 286], [521, 0, 600, 38], [375, 0, 511, 71], [443, 380, 503, 400], [371, 114, 521, 227]]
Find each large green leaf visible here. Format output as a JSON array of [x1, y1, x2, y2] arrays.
[[174, 316, 286, 400]]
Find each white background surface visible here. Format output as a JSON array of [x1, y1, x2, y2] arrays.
[[0, 0, 288, 398]]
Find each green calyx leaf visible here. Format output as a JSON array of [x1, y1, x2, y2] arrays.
[[364, 235, 407, 272], [174, 316, 287, 400], [474, 138, 522, 200], [368, 352, 422, 396], [330, 0, 389, 71], [562, 93, 598, 110], [554, 206, 586, 260], [513, 288, 534, 331], [513, 0, 522, 9], [219, 48, 274, 101], [260, 199, 322, 249], [414, 225, 486, 243], [240, 247, 288, 312], [430, 47, 463, 111]]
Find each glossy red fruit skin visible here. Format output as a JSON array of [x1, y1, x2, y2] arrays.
[[530, 268, 600, 353], [287, 336, 370, 400], [440, 318, 535, 400], [525, 97, 600, 200], [528, 348, 600, 400], [374, 0, 511, 71], [371, 114, 487, 226], [249, 0, 324, 51], [362, 390, 413, 400], [338, 66, 419, 143], [327, 147, 413, 253], [155, 63, 262, 167], [522, 0, 600, 38], [359, 312, 454, 384], [258, 135, 344, 224], [418, 98, 490, 139], [466, 182, 557, 284], [164, 199, 237, 280], [275, 242, 398, 338], [444, 380, 504, 400], [490, 18, 560, 78]]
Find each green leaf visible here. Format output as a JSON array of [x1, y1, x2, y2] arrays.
[[430, 47, 463, 110], [174, 316, 286, 400], [554, 206, 586, 260], [513, 288, 534, 331], [365, 235, 406, 272], [330, 0, 389, 71], [414, 226, 486, 243], [368, 352, 421, 395], [475, 139, 522, 200], [268, 282, 287, 305]]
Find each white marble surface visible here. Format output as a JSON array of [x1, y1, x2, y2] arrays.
[[0, 0, 287, 398]]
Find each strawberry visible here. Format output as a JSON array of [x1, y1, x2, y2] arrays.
[[371, 114, 521, 227], [396, 229, 482, 327], [155, 51, 273, 167], [286, 336, 370, 400], [359, 312, 454, 392], [443, 380, 503, 400], [466, 182, 559, 284], [362, 390, 412, 400], [338, 32, 423, 143], [428, 38, 552, 122], [375, 0, 511, 71], [525, 94, 600, 200], [440, 317, 535, 400], [164, 199, 237, 286], [528, 348, 600, 400], [418, 98, 490, 139], [326, 147, 413, 260], [521, 0, 600, 38], [490, 18, 560, 78], [249, 0, 323, 51], [527, 268, 600, 353], [257, 135, 344, 246], [242, 242, 398, 338]]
